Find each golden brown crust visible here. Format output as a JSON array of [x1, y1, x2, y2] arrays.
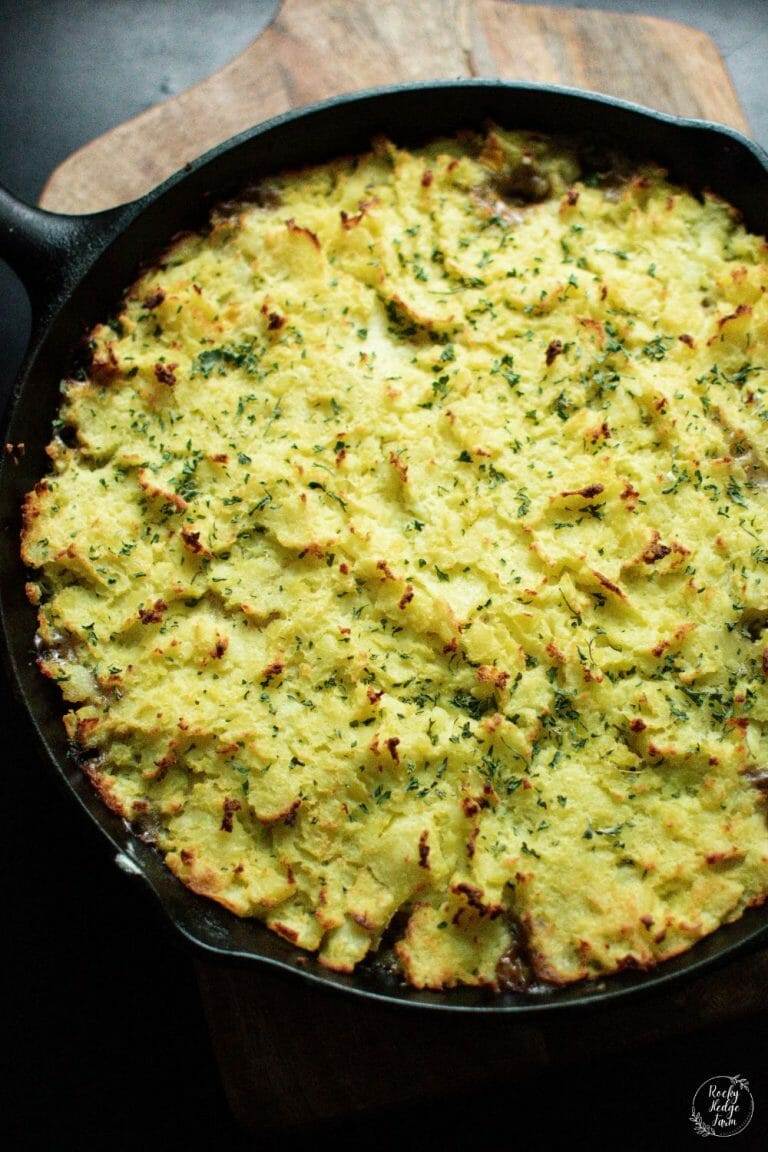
[[21, 126, 768, 993]]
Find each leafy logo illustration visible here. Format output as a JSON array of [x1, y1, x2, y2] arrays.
[[690, 1075, 754, 1138]]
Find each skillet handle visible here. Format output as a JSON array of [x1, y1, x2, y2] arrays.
[[0, 184, 132, 318]]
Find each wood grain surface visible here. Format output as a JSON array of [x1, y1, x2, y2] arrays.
[[39, 0, 747, 213], [41, 0, 760, 1130], [197, 947, 768, 1130]]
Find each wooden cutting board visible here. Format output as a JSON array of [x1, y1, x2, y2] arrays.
[[38, 0, 762, 1132], [197, 947, 768, 1130], [39, 0, 747, 214]]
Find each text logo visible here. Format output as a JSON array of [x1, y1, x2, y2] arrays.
[[690, 1075, 754, 1138]]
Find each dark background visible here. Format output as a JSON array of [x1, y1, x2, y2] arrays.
[[2, 2, 767, 1148]]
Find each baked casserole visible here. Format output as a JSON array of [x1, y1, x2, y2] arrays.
[[22, 128, 768, 989]]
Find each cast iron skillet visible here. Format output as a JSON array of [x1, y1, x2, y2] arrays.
[[2, 81, 768, 1013]]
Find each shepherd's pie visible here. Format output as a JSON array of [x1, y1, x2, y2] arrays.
[[22, 128, 768, 989]]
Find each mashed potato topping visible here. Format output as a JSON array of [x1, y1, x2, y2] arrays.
[[22, 129, 768, 989]]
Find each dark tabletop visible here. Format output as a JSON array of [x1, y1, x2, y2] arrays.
[[2, 3, 767, 1149]]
